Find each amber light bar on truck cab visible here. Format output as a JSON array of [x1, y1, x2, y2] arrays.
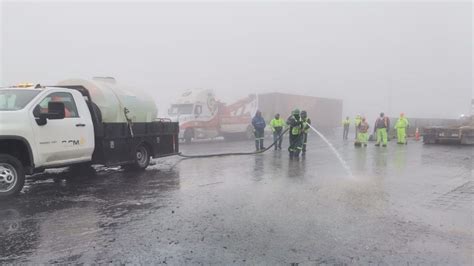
[[10, 83, 43, 89]]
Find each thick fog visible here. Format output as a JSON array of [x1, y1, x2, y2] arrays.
[[1, 1, 472, 121]]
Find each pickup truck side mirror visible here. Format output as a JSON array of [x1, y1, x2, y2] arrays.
[[36, 102, 66, 126]]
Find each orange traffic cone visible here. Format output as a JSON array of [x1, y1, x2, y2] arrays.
[[415, 128, 420, 141]]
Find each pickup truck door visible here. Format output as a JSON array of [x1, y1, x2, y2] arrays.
[[31, 90, 95, 167]]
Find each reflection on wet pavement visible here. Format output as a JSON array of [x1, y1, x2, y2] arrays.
[[0, 132, 472, 264]]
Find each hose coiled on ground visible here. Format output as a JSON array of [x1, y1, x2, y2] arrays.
[[178, 128, 290, 158]]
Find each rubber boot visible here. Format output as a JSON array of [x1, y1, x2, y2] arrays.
[[260, 139, 265, 150], [255, 140, 260, 151], [294, 150, 300, 158]]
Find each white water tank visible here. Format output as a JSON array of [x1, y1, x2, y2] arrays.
[[57, 77, 157, 123]]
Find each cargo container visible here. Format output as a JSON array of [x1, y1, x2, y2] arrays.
[[257, 93, 343, 128]]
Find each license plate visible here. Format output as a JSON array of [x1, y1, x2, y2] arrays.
[[451, 133, 459, 137], [439, 133, 445, 137]]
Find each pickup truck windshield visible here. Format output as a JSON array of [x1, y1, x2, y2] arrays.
[[169, 104, 194, 115], [0, 90, 40, 111]]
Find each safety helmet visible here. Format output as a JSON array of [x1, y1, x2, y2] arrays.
[[292, 109, 300, 115]]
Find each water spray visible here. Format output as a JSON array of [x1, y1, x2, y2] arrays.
[[307, 124, 353, 177]]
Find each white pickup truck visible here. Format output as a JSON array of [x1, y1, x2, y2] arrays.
[[0, 83, 179, 197]]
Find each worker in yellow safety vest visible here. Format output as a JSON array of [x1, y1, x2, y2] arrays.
[[354, 115, 362, 140], [342, 116, 350, 140], [395, 113, 409, 144], [270, 113, 286, 150], [357, 117, 370, 147]]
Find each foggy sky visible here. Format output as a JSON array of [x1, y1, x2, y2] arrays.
[[1, 1, 472, 121]]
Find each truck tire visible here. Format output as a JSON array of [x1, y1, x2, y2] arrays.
[[124, 143, 150, 171], [461, 135, 474, 145], [423, 136, 435, 144], [0, 154, 25, 197]]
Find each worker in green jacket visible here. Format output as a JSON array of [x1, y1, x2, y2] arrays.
[[395, 112, 409, 144], [270, 113, 286, 150], [354, 114, 362, 139], [286, 109, 304, 158], [301, 110, 311, 155]]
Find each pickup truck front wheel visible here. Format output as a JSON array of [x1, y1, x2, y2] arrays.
[[0, 154, 25, 197]]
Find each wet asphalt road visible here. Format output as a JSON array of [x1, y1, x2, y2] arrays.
[[0, 130, 472, 264]]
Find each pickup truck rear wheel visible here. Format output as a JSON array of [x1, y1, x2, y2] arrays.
[[124, 144, 150, 171], [0, 154, 25, 197]]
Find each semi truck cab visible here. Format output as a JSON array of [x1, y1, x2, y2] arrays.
[[168, 89, 220, 143]]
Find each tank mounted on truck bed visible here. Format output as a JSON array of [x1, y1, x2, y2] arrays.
[[0, 78, 179, 197]]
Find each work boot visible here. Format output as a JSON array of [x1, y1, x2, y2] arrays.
[[375, 143, 380, 147], [382, 144, 387, 147]]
